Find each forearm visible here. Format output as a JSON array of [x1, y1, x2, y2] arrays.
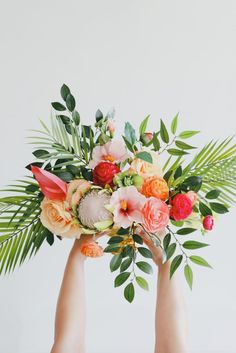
[[155, 261, 188, 353], [51, 245, 86, 353]]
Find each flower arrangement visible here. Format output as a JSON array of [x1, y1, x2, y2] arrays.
[[0, 84, 236, 302]]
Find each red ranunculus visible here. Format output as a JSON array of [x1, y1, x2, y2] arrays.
[[93, 162, 120, 187], [170, 193, 193, 221]]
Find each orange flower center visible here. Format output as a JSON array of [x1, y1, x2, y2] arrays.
[[120, 200, 128, 211], [103, 154, 115, 162]]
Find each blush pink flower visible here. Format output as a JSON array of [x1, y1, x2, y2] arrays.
[[89, 140, 130, 168], [110, 186, 146, 228], [186, 191, 198, 206], [142, 197, 170, 233]]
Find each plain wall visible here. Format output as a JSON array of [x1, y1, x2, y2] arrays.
[[0, 1, 235, 353]]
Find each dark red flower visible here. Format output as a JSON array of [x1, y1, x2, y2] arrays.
[[93, 162, 120, 187], [170, 193, 192, 221]]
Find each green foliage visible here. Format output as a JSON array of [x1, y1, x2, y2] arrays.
[[184, 264, 193, 290], [170, 255, 183, 278], [135, 151, 153, 164], [124, 282, 135, 303]]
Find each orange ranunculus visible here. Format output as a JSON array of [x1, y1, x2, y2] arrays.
[[80, 242, 104, 257], [141, 176, 169, 201]]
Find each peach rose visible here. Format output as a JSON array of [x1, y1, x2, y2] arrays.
[[130, 147, 163, 179], [186, 191, 198, 206], [40, 198, 80, 238], [142, 197, 169, 233], [80, 242, 104, 257], [141, 176, 169, 201], [66, 179, 91, 208]]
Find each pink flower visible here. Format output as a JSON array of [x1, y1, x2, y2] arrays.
[[31, 166, 67, 201], [110, 186, 146, 228], [203, 215, 214, 231], [142, 197, 170, 233], [187, 191, 198, 206], [89, 140, 129, 168], [170, 194, 193, 221]]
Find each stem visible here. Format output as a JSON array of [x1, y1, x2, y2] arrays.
[[166, 225, 189, 264], [159, 136, 177, 154]]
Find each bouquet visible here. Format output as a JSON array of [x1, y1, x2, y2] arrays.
[[1, 84, 235, 302]]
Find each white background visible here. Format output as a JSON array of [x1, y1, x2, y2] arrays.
[[0, 1, 236, 353]]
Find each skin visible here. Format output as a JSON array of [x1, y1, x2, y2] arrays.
[[50, 233, 188, 353]]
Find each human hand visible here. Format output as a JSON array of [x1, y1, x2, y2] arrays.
[[136, 226, 166, 267]]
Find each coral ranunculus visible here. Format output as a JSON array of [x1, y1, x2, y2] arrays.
[[80, 242, 104, 257], [141, 176, 169, 201], [170, 193, 193, 221], [110, 186, 146, 228], [93, 162, 120, 187], [142, 197, 170, 233], [31, 166, 67, 201], [40, 198, 80, 238], [66, 179, 91, 208]]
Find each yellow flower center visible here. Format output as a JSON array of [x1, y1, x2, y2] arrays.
[[103, 154, 115, 162], [120, 200, 128, 211]]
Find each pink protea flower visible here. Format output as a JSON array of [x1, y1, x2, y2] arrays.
[[89, 140, 130, 168], [110, 186, 146, 228], [142, 197, 170, 233]]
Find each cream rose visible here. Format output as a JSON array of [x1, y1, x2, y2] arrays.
[[40, 198, 80, 238], [130, 147, 163, 179]]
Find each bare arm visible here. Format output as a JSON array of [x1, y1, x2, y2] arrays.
[[50, 238, 88, 353], [141, 231, 188, 353]]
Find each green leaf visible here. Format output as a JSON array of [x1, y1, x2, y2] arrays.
[[205, 190, 221, 199], [136, 261, 153, 274], [117, 227, 130, 235], [51, 102, 66, 111], [66, 165, 80, 176], [167, 149, 189, 156], [110, 253, 123, 272], [57, 115, 71, 124], [46, 231, 54, 246], [189, 256, 212, 268], [184, 264, 193, 290], [179, 130, 200, 139], [136, 151, 153, 164], [199, 202, 212, 216], [183, 241, 209, 250], [139, 115, 150, 135], [181, 176, 202, 192], [163, 233, 171, 250], [32, 149, 49, 158], [171, 113, 179, 134], [66, 93, 76, 112], [114, 271, 131, 287], [136, 276, 149, 291], [122, 136, 134, 152], [174, 166, 182, 179], [60, 84, 70, 101], [160, 119, 169, 143], [138, 247, 152, 259], [56, 171, 73, 182], [120, 258, 132, 272], [176, 228, 197, 235], [104, 244, 121, 253], [170, 255, 183, 278], [132, 234, 143, 245], [152, 133, 160, 151], [95, 109, 103, 122], [125, 122, 136, 145], [209, 202, 229, 214], [166, 243, 176, 261], [72, 110, 80, 125], [175, 140, 196, 150], [124, 282, 135, 303], [108, 236, 124, 244]]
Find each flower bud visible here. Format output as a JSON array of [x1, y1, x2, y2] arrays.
[[133, 175, 144, 189], [203, 215, 214, 231], [107, 119, 115, 137], [140, 132, 153, 145]]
